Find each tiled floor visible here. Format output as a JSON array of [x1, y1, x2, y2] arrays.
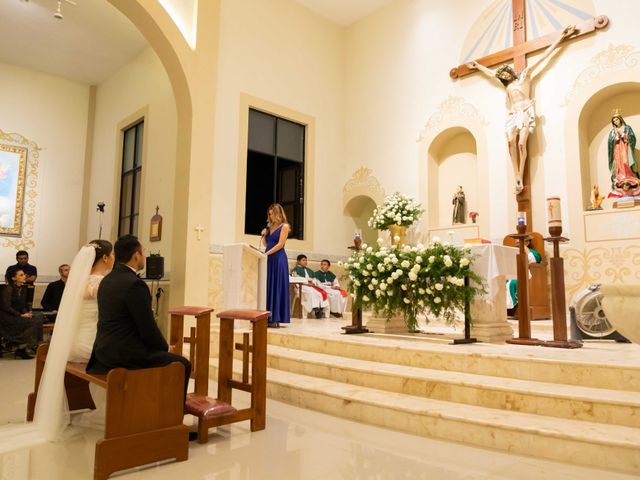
[[1, 320, 638, 479]]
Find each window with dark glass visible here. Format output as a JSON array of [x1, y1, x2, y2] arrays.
[[118, 121, 143, 237], [244, 109, 305, 239]]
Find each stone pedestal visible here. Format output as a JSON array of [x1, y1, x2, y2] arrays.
[[364, 313, 408, 334], [470, 273, 514, 343]]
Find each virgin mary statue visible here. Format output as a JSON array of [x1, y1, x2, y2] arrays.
[[608, 110, 640, 198]]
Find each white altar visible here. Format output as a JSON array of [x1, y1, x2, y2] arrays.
[[466, 243, 518, 343], [223, 243, 267, 310]]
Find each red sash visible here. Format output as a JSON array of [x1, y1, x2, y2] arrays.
[[304, 284, 328, 301]]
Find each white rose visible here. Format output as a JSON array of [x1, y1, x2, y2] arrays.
[[354, 262, 360, 268], [428, 256, 435, 263], [387, 290, 393, 296], [366, 246, 373, 253], [403, 298, 410, 304], [362, 271, 369, 276], [378, 264, 385, 272], [387, 276, 394, 284], [401, 285, 408, 291], [355, 280, 361, 286], [403, 245, 411, 253], [362, 295, 370, 302], [444, 255, 453, 267], [337, 261, 343, 267], [426, 288, 432, 294], [368, 284, 374, 290], [418, 288, 425, 295], [391, 257, 399, 264], [372, 271, 378, 277], [435, 283, 444, 291], [377, 238, 384, 245], [383, 257, 391, 265], [375, 290, 382, 297], [416, 256, 423, 264], [395, 269, 403, 276], [408, 272, 417, 281], [367, 264, 373, 270], [371, 278, 378, 285], [401, 260, 410, 268], [434, 297, 441, 304], [412, 264, 420, 273], [460, 258, 470, 267], [380, 282, 387, 290]]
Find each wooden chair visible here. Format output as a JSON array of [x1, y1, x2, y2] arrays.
[[169, 307, 270, 444], [503, 232, 551, 320], [27, 343, 188, 480], [289, 283, 303, 318]]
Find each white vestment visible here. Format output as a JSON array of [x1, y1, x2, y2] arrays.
[[317, 277, 347, 315], [290, 273, 329, 317]]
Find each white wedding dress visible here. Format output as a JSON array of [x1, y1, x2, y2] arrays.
[[0, 246, 102, 454]]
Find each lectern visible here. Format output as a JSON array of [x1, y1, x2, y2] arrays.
[[223, 243, 267, 310]]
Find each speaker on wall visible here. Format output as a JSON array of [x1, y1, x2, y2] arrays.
[[146, 254, 164, 280]]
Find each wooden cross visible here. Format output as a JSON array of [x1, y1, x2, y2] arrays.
[[450, 1, 608, 230]]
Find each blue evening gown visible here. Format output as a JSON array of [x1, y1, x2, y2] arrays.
[[265, 225, 290, 324]]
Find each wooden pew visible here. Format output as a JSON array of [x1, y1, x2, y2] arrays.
[[27, 344, 188, 480]]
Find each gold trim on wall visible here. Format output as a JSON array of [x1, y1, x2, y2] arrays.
[[0, 129, 40, 249]]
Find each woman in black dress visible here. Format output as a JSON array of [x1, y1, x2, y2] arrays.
[[0, 269, 43, 359]]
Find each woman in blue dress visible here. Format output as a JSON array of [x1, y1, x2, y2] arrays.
[[261, 204, 291, 328]]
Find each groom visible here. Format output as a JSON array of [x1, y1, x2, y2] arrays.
[[87, 235, 191, 398]]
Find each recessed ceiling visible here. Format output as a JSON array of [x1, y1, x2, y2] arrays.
[[0, 0, 147, 85], [293, 0, 394, 26]]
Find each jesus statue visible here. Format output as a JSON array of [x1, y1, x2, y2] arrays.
[[466, 25, 577, 194]]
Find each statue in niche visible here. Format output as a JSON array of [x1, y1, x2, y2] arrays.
[[452, 186, 466, 224], [466, 25, 577, 194], [588, 185, 604, 210], [607, 110, 640, 199]]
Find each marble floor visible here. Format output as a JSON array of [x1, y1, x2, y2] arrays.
[[1, 322, 638, 480]]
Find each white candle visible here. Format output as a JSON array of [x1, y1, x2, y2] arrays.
[[547, 197, 562, 228]]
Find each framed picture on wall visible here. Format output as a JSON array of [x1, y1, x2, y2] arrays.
[[0, 144, 28, 236]]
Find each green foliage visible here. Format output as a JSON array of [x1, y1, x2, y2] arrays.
[[341, 239, 485, 332]]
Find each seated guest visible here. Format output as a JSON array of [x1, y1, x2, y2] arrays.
[[40, 264, 70, 318], [315, 259, 348, 318], [291, 254, 328, 319], [506, 238, 541, 311], [6, 250, 37, 306], [0, 269, 44, 359], [87, 235, 191, 401]]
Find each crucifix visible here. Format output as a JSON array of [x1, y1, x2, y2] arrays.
[[194, 224, 205, 241], [450, 0, 608, 229]]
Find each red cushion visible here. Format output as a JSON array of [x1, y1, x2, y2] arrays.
[[185, 393, 237, 417]]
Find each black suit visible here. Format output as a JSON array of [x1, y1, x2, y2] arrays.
[[87, 263, 190, 396]]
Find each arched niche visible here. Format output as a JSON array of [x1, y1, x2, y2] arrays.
[[344, 195, 378, 246], [578, 82, 640, 209], [427, 127, 478, 227]]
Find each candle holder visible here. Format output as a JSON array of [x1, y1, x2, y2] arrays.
[[506, 222, 542, 346], [543, 224, 582, 349], [343, 239, 369, 335]]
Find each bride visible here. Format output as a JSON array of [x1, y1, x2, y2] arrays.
[[0, 240, 113, 453]]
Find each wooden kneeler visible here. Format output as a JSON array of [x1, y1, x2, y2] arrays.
[[169, 307, 269, 444]]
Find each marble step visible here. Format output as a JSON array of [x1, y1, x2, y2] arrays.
[[208, 358, 640, 474], [262, 331, 640, 391], [266, 345, 640, 428]]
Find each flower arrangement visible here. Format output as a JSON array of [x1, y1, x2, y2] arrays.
[[469, 211, 479, 223], [340, 238, 485, 332], [367, 192, 423, 230]]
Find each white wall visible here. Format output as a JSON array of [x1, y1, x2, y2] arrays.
[[87, 47, 177, 270], [0, 61, 89, 278], [211, 0, 346, 254]]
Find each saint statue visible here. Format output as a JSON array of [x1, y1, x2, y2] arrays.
[[607, 110, 640, 198], [467, 25, 577, 194], [452, 186, 465, 224]]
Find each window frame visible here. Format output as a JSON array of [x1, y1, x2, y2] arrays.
[[236, 94, 315, 252], [117, 120, 144, 237]]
